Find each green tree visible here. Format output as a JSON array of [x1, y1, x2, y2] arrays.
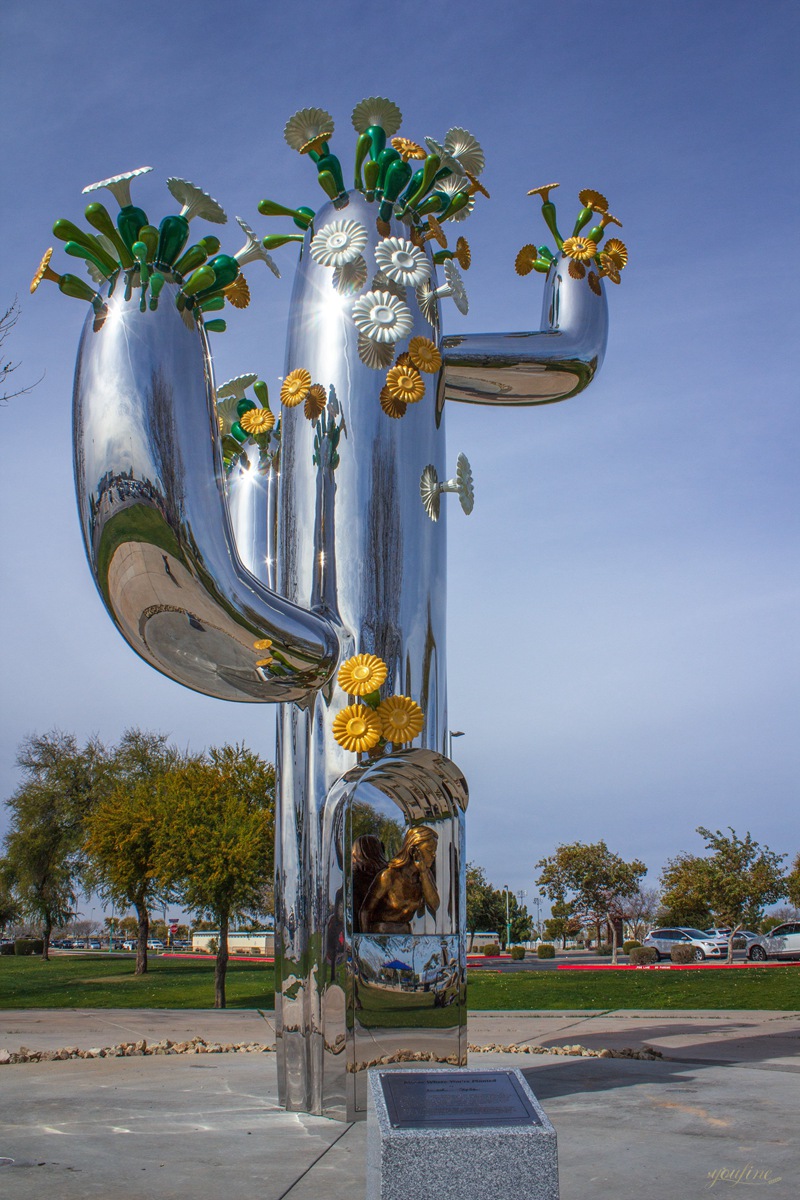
[[466, 863, 501, 949], [536, 841, 647, 964], [155, 744, 275, 1008], [695, 827, 786, 962], [83, 729, 191, 975], [787, 852, 800, 909], [0, 861, 21, 933], [2, 731, 105, 959], [543, 899, 582, 948], [659, 853, 713, 929]]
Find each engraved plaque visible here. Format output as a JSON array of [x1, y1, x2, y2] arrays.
[[379, 1070, 542, 1128]]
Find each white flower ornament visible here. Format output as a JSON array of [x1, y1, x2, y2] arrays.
[[443, 127, 486, 178], [374, 237, 431, 288], [351, 290, 413, 344], [310, 219, 368, 268]]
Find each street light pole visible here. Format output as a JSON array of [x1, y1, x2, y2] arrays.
[[448, 729, 465, 759], [504, 885, 511, 949]]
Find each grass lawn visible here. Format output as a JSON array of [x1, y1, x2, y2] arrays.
[[1, 955, 798, 1010]]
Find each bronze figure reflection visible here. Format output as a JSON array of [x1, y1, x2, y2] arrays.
[[352, 834, 388, 933], [360, 826, 440, 934]]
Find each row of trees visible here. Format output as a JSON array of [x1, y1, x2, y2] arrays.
[[1, 730, 274, 1006], [469, 832, 799, 964]]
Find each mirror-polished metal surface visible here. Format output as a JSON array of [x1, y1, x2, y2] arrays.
[[73, 279, 338, 702], [442, 253, 608, 405]]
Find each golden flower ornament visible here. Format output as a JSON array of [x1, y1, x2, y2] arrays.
[[588, 272, 602, 296], [527, 183, 560, 202], [30, 247, 54, 293], [240, 407, 276, 436], [253, 638, 273, 651], [300, 131, 333, 156], [423, 215, 448, 248], [311, 219, 368, 268], [562, 236, 597, 263], [455, 238, 471, 269], [337, 653, 389, 696], [578, 188, 608, 213], [380, 387, 407, 419], [603, 238, 628, 269], [599, 255, 621, 284], [332, 703, 382, 753], [351, 290, 413, 344], [280, 368, 312, 407], [374, 237, 431, 287], [224, 275, 251, 309], [284, 107, 335, 152], [386, 363, 425, 403], [464, 170, 490, 200], [377, 695, 424, 744], [514, 245, 537, 276], [600, 212, 623, 230], [304, 384, 327, 421], [352, 96, 403, 136], [255, 658, 273, 668], [568, 260, 586, 279], [391, 137, 426, 161], [408, 336, 442, 374]]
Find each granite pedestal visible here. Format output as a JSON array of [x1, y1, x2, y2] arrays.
[[366, 1067, 559, 1200]]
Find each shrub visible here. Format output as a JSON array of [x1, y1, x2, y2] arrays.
[[207, 937, 218, 955], [671, 943, 697, 964], [0, 942, 15, 956], [629, 946, 658, 965], [510, 946, 526, 960], [482, 943, 500, 956], [14, 938, 44, 956], [595, 942, 613, 956], [537, 943, 556, 959], [623, 940, 642, 954]]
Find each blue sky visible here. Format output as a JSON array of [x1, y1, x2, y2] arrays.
[[1, 0, 798, 910]]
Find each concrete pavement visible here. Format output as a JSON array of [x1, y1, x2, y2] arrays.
[[1, 1009, 798, 1199]]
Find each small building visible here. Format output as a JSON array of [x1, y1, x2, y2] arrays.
[[192, 930, 274, 956], [468, 931, 501, 951]]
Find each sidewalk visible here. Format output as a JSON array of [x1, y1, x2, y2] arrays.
[[1, 1009, 798, 1199]]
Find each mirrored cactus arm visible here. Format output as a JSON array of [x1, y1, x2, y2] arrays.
[[442, 184, 628, 407]]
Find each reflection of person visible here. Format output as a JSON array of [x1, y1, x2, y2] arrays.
[[360, 826, 440, 934], [351, 835, 387, 933]]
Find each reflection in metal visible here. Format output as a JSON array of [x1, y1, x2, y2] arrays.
[[72, 277, 338, 702], [420, 452, 474, 522], [70, 179, 610, 1120], [442, 252, 609, 405]]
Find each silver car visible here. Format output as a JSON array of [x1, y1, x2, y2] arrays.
[[747, 922, 800, 961], [643, 928, 725, 961]]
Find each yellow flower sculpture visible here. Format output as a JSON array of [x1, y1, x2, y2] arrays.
[[304, 384, 327, 421], [337, 652, 388, 696], [255, 657, 273, 668], [386, 363, 425, 403], [588, 272, 602, 296], [332, 703, 382, 753], [253, 638, 273, 651], [568, 260, 586, 279], [377, 695, 424, 745], [515, 245, 537, 276], [280, 368, 312, 407], [562, 236, 596, 263], [224, 275, 251, 309], [391, 137, 426, 161], [380, 386, 407, 419], [455, 237, 471, 270], [599, 255, 621, 284], [527, 183, 560, 202], [30, 247, 55, 293], [602, 238, 628, 269], [240, 407, 276, 435], [578, 188, 608, 213], [408, 336, 442, 374]]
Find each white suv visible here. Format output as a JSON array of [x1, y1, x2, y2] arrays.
[[643, 928, 725, 961], [747, 923, 800, 961]]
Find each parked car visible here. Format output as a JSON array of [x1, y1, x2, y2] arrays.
[[121, 939, 137, 951], [147, 939, 165, 950], [747, 923, 800, 961], [88, 940, 102, 950], [71, 940, 87, 949], [643, 928, 726, 961]]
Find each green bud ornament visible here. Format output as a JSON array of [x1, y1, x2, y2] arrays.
[[64, 241, 115, 279], [182, 265, 217, 296], [137, 225, 159, 261], [84, 202, 134, 268], [354, 132, 372, 190], [156, 214, 190, 266], [262, 234, 304, 250], [117, 204, 149, 252], [148, 272, 165, 310], [204, 319, 227, 334], [53, 219, 119, 275]]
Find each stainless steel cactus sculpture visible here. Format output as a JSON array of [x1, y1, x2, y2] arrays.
[[34, 99, 624, 1120]]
